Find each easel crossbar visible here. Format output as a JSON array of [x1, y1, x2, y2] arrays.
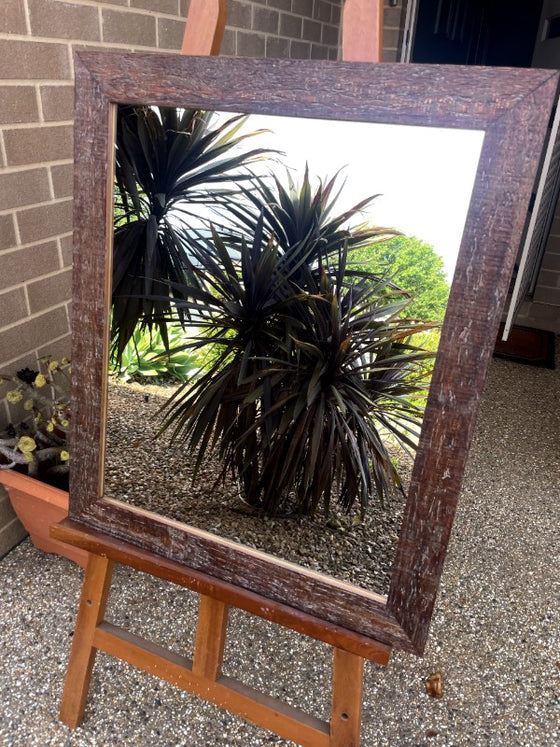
[[94, 621, 331, 744], [52, 519, 392, 664], [54, 530, 382, 744]]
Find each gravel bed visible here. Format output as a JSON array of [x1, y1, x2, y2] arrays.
[[0, 354, 558, 746], [104, 380, 411, 596]]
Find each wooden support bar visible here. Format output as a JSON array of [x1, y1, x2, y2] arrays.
[[92, 621, 331, 746], [181, 0, 227, 56], [59, 554, 114, 727], [330, 647, 365, 745], [342, 0, 383, 63], [56, 540, 374, 744], [52, 519, 393, 666], [192, 595, 229, 680]]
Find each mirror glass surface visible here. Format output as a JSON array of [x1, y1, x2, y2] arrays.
[[104, 109, 484, 596]]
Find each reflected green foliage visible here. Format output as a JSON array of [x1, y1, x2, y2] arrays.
[[219, 167, 397, 261], [110, 324, 200, 383], [349, 235, 450, 321]]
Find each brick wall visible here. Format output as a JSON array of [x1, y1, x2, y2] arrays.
[[382, 0, 406, 62], [0, 0, 344, 414], [0, 0, 191, 418], [0, 0, 350, 556], [224, 0, 342, 60], [515, 214, 560, 332]]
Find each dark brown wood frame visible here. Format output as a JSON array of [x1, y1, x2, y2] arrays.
[[65, 51, 558, 656]]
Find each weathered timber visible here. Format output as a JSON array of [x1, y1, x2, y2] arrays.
[[69, 52, 559, 654]]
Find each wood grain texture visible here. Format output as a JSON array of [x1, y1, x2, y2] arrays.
[[181, 0, 226, 56], [59, 554, 114, 727], [342, 0, 383, 62], [330, 648, 364, 745], [192, 595, 229, 680], [69, 52, 560, 655], [93, 621, 331, 745], [52, 519, 393, 665]]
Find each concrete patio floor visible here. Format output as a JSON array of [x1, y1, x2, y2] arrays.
[[0, 353, 558, 746]]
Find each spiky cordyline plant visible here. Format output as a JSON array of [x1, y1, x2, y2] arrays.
[[158, 170, 436, 518], [217, 167, 398, 282], [112, 105, 271, 365]]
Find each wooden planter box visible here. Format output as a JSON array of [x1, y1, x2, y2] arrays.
[[0, 470, 88, 568]]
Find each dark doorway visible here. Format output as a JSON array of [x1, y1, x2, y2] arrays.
[[411, 0, 543, 66]]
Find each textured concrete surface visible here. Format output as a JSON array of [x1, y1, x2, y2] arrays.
[[0, 355, 558, 746]]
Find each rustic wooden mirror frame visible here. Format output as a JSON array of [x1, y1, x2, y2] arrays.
[[68, 51, 558, 657]]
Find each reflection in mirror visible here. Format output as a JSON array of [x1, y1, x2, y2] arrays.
[[104, 107, 484, 596]]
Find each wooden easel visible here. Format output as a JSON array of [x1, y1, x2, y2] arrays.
[[54, 521, 391, 745], [55, 2, 385, 744]]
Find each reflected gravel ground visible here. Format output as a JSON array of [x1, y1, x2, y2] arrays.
[[104, 379, 411, 597], [0, 355, 558, 746]]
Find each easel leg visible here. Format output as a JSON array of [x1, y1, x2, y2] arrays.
[[330, 647, 364, 746], [192, 595, 229, 680], [59, 554, 114, 727]]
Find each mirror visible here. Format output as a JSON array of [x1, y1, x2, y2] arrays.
[[69, 51, 558, 656], [104, 109, 485, 597]]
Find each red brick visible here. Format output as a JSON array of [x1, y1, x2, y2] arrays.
[[59, 235, 73, 268], [542, 251, 560, 271], [237, 31, 265, 57], [102, 9, 157, 47], [253, 7, 279, 34], [220, 29, 237, 56], [40, 85, 75, 122], [51, 164, 74, 200], [280, 13, 302, 38], [0, 242, 60, 291], [383, 27, 401, 50], [266, 36, 290, 59], [533, 285, 560, 304], [0, 307, 69, 364], [27, 268, 72, 314], [321, 23, 338, 46], [290, 40, 311, 59], [132, 0, 178, 13], [314, 1, 333, 23], [0, 288, 27, 328], [28, 0, 100, 41], [536, 269, 560, 289], [0, 0, 27, 34], [229, 1, 252, 29], [303, 19, 322, 43], [383, 49, 399, 62], [311, 43, 331, 60], [290, 0, 312, 14], [0, 215, 17, 253], [385, 4, 404, 28], [157, 18, 185, 51]]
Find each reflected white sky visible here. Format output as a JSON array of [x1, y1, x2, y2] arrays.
[[216, 112, 485, 278]]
